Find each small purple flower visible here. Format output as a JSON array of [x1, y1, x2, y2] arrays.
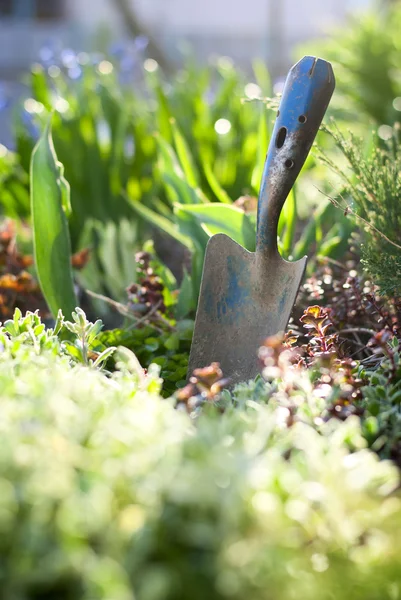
[[134, 35, 149, 53], [120, 54, 135, 73], [68, 66, 83, 81], [39, 46, 54, 65], [38, 39, 59, 66], [61, 48, 78, 69], [203, 88, 216, 105], [109, 41, 126, 58], [0, 86, 10, 112]]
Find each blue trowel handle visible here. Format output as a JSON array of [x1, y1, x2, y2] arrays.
[[256, 56, 335, 259]]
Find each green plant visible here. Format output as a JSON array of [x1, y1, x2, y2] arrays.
[[30, 120, 77, 318], [0, 308, 401, 599], [319, 124, 401, 296], [94, 249, 193, 395], [62, 307, 116, 369]]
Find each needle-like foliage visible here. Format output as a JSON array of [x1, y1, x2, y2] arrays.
[[318, 123, 401, 296]]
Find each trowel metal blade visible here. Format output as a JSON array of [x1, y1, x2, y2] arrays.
[[187, 233, 306, 386]]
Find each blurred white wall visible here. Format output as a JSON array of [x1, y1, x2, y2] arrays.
[[66, 0, 372, 69], [68, 0, 370, 37], [0, 0, 373, 77]]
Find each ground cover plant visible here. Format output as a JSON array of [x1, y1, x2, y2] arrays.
[[1, 2, 401, 597], [0, 309, 401, 600]]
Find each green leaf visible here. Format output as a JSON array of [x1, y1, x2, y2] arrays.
[[176, 270, 195, 319], [31, 63, 52, 110], [177, 203, 256, 251], [171, 119, 200, 188], [292, 201, 333, 260], [127, 195, 194, 250], [278, 186, 297, 258], [202, 160, 232, 204], [156, 136, 205, 204], [30, 118, 77, 319], [173, 207, 209, 297], [93, 346, 117, 368], [251, 105, 270, 192], [155, 83, 173, 142], [164, 333, 180, 351], [317, 234, 343, 258]]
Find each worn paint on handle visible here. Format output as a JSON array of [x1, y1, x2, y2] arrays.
[[256, 56, 335, 259]]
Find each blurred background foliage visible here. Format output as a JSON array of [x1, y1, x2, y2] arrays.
[[0, 0, 400, 380], [0, 31, 356, 314]]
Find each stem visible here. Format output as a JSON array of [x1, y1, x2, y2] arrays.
[[85, 290, 175, 333], [81, 331, 88, 365], [338, 328, 376, 336]]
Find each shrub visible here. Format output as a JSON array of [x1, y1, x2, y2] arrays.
[[319, 124, 401, 297]]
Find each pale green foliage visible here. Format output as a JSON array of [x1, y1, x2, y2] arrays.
[[63, 306, 116, 368], [0, 310, 401, 598]]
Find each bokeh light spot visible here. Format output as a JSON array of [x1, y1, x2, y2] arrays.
[[97, 60, 114, 75], [378, 124, 393, 140], [215, 118, 231, 135], [144, 59, 159, 73], [244, 83, 262, 99]]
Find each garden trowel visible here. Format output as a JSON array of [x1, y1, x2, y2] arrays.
[[187, 56, 335, 386]]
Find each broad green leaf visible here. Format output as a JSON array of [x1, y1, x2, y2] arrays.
[[174, 206, 210, 253], [127, 195, 193, 250], [173, 207, 209, 296], [177, 203, 256, 251], [30, 119, 77, 318]]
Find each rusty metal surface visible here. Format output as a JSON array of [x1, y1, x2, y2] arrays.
[[187, 56, 335, 387]]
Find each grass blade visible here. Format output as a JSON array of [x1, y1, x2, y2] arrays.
[[202, 160, 232, 204], [279, 186, 297, 258], [171, 118, 200, 188], [251, 105, 270, 193], [127, 195, 194, 250]]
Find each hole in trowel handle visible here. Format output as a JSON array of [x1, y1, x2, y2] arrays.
[[298, 114, 307, 123], [285, 159, 294, 169], [275, 126, 287, 148]]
